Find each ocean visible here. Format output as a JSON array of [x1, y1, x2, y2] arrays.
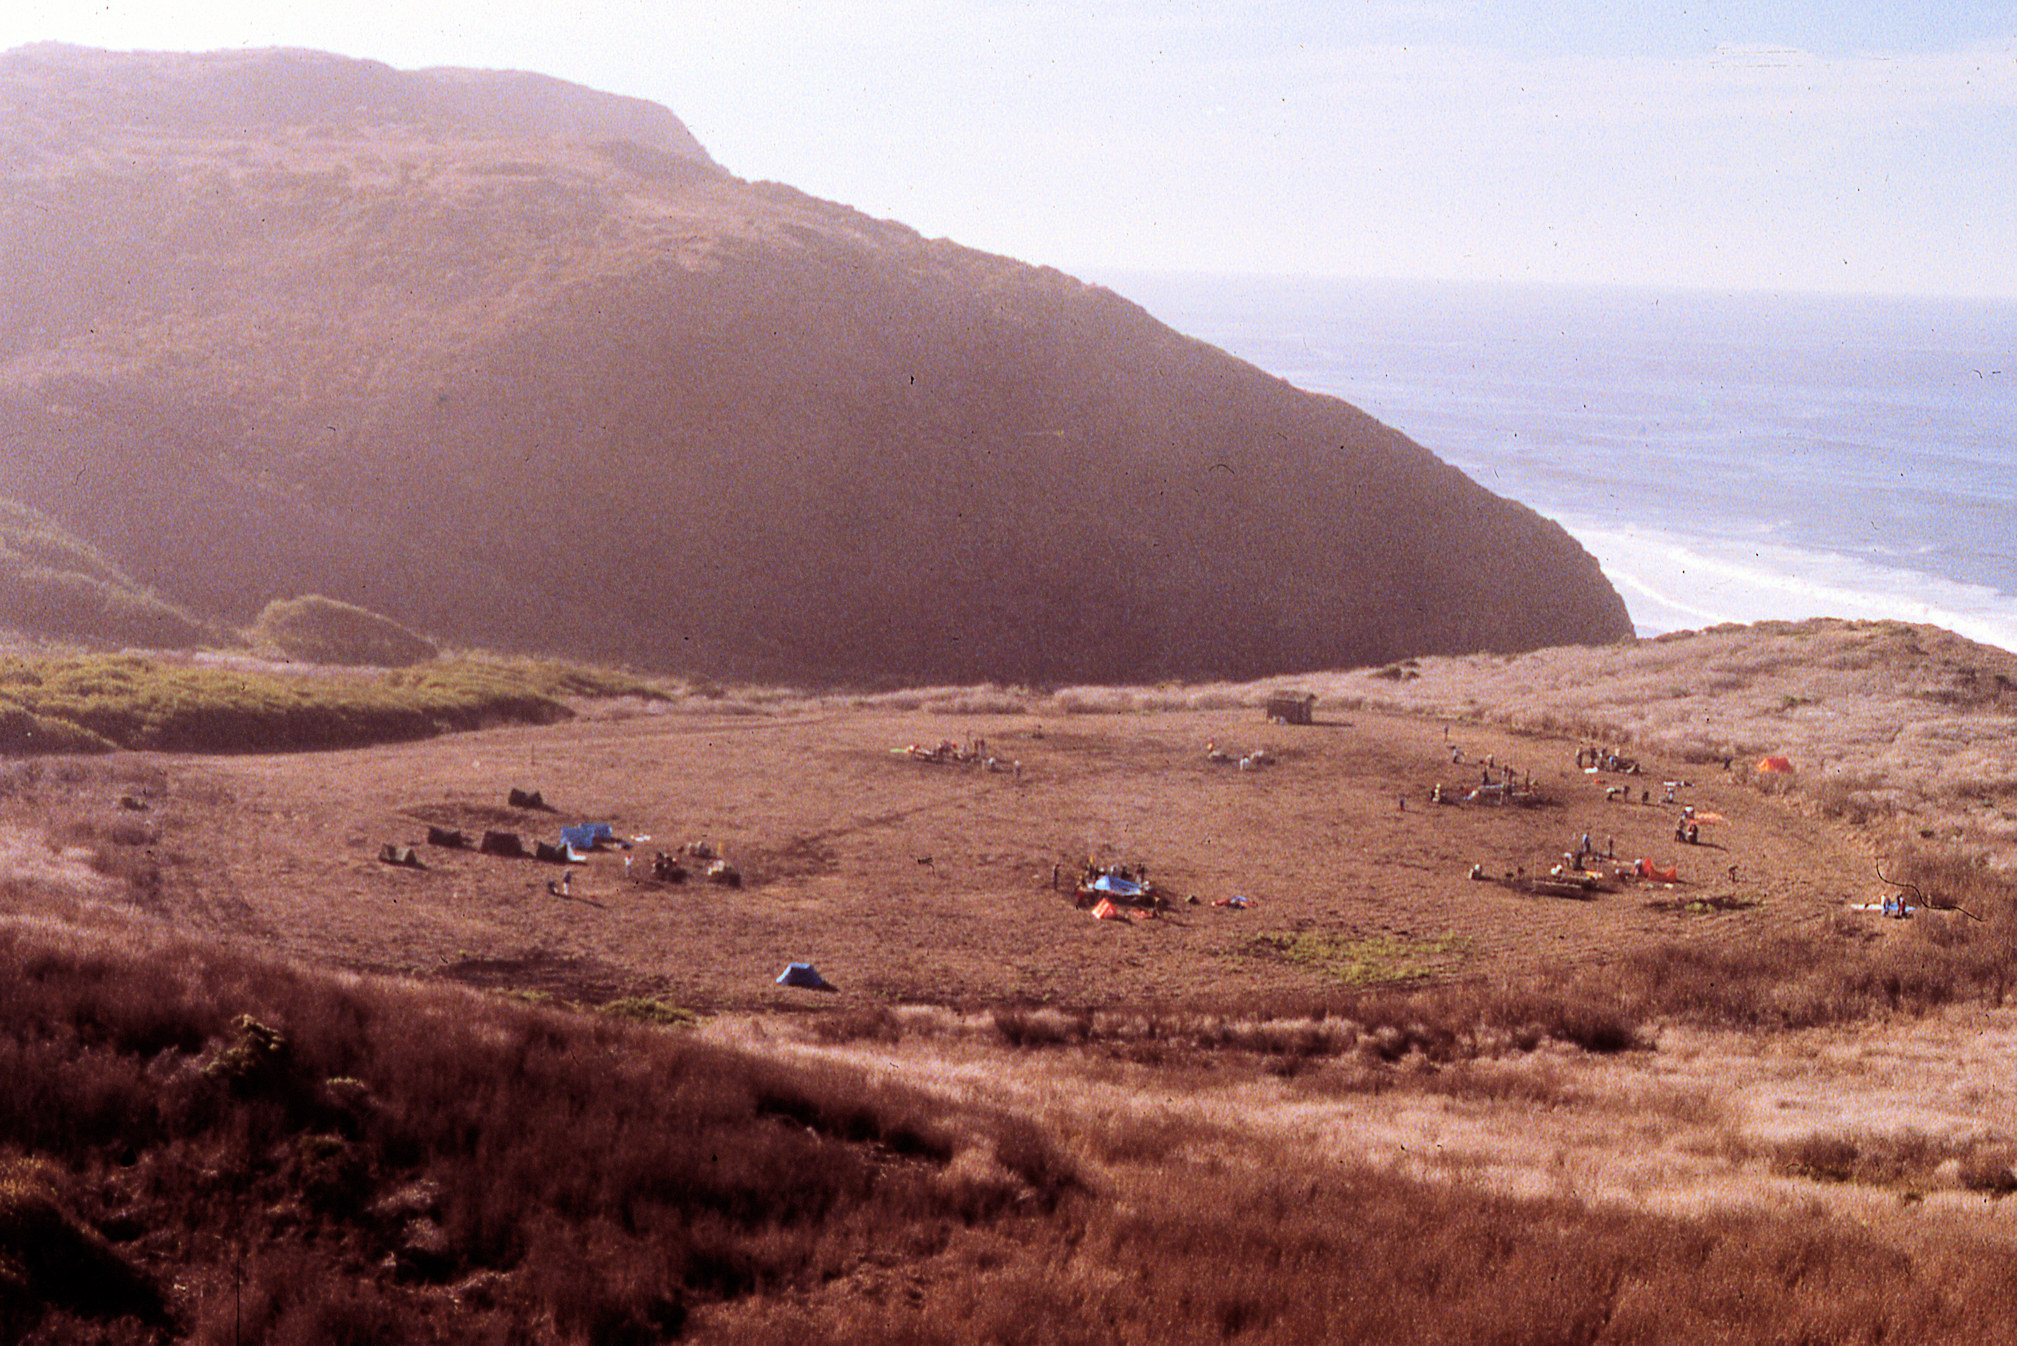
[[1095, 273, 2017, 653]]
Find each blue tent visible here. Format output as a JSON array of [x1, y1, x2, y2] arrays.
[[559, 822, 614, 852], [1089, 873, 1145, 898], [776, 962, 835, 991]]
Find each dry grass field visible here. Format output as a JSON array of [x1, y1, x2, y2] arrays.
[[5, 689, 1868, 1010], [8, 617, 2017, 1341]]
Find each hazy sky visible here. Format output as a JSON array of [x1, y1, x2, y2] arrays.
[[9, 1, 2016, 297]]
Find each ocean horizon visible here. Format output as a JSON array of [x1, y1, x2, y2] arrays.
[[1095, 272, 2017, 655]]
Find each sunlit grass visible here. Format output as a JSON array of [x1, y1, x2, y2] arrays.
[[1246, 930, 1469, 986], [0, 652, 668, 754]]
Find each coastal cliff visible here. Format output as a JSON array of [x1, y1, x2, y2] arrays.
[[0, 45, 1632, 680]]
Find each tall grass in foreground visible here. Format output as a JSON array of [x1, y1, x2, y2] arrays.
[[0, 924, 1075, 1343], [16, 924, 2017, 1343]]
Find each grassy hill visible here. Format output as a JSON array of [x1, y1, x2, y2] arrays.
[[0, 498, 206, 649], [0, 44, 1631, 685]]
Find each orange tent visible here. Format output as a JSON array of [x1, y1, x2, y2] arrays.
[[1091, 898, 1124, 920], [1634, 858, 1680, 883], [1757, 755, 1795, 774]]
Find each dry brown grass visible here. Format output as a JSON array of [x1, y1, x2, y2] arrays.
[[20, 919, 2017, 1344], [0, 921, 1087, 1343], [8, 620, 2017, 1340], [1292, 619, 2017, 870]]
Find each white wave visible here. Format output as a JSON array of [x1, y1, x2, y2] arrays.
[[1561, 518, 2017, 655]]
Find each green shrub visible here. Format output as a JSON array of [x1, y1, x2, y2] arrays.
[[251, 594, 438, 667], [0, 703, 114, 755]]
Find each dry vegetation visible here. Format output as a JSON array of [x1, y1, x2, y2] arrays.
[[245, 596, 438, 669], [6, 617, 2017, 1341], [1299, 618, 2017, 871], [837, 616, 2017, 872]]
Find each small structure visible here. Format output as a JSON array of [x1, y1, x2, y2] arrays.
[[479, 829, 526, 858], [776, 962, 834, 991], [378, 843, 423, 868], [1073, 865, 1164, 912], [559, 822, 616, 853], [1265, 690, 1317, 725]]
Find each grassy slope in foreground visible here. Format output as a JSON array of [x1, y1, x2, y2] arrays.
[[14, 924, 2017, 1344]]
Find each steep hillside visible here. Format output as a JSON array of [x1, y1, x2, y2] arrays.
[[0, 497, 206, 648], [0, 44, 1632, 682]]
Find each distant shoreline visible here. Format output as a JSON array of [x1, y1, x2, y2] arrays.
[[1095, 271, 2017, 655]]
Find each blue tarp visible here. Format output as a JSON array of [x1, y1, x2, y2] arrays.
[[560, 822, 615, 851], [1089, 874, 1145, 898], [776, 962, 835, 990]]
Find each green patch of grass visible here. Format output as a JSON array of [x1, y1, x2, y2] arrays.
[[250, 594, 437, 666], [1246, 931, 1469, 986], [0, 652, 667, 755], [596, 997, 698, 1028], [1647, 893, 1763, 917]]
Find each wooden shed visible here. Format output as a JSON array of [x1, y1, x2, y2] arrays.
[[1264, 690, 1317, 725]]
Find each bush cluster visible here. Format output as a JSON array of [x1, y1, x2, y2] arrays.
[[249, 595, 438, 668]]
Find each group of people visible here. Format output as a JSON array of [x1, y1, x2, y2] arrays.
[[1567, 832, 1616, 870], [902, 737, 1023, 776], [1430, 755, 1534, 806], [1576, 744, 1640, 774]]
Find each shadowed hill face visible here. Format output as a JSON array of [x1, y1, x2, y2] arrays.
[[0, 45, 1631, 682]]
